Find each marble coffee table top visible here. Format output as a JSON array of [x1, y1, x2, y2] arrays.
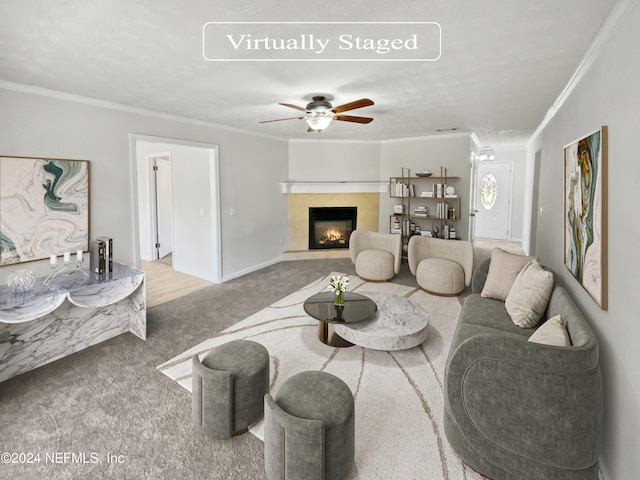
[[333, 291, 429, 351]]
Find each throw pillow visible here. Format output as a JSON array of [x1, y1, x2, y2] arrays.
[[481, 248, 537, 301], [505, 259, 555, 328], [529, 315, 571, 346]]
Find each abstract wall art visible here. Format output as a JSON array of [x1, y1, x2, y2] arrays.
[[564, 127, 607, 310], [0, 156, 90, 266]]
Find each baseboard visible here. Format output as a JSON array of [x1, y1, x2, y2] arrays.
[[172, 262, 220, 283], [221, 256, 282, 282]]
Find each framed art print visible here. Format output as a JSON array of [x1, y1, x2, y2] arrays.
[[563, 126, 607, 310], [0, 156, 90, 266]]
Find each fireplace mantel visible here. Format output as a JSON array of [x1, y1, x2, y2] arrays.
[[280, 181, 388, 194]]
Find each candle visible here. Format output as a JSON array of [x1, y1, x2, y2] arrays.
[[77, 250, 83, 262], [64, 252, 70, 264], [50, 254, 57, 266]]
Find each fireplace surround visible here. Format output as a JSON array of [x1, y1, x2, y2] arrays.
[[308, 207, 357, 249]]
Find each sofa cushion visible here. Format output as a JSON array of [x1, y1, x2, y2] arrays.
[[529, 315, 571, 346], [481, 248, 537, 301], [453, 294, 532, 353], [505, 259, 555, 328]]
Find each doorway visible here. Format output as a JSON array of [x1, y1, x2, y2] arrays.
[[472, 160, 513, 241], [131, 134, 222, 283]]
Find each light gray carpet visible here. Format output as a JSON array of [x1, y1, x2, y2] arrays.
[[0, 259, 363, 480], [159, 272, 485, 479], [0, 257, 469, 479]]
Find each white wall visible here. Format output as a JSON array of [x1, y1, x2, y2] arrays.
[[0, 87, 288, 283], [525, 2, 640, 477], [135, 141, 216, 274], [169, 144, 216, 280], [288, 139, 380, 181], [135, 141, 217, 280], [379, 133, 473, 239]]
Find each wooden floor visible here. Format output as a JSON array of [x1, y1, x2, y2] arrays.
[[141, 260, 213, 308]]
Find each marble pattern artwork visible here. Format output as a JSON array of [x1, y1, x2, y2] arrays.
[[0, 156, 89, 266], [564, 127, 607, 309]]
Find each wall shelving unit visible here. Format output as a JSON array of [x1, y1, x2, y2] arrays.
[[389, 166, 461, 247]]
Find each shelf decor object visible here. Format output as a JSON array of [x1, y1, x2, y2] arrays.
[[563, 126, 608, 310], [0, 156, 90, 266], [7, 269, 36, 293]]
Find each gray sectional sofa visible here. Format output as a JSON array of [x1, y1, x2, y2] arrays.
[[444, 259, 603, 479]]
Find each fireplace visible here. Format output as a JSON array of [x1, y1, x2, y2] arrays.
[[309, 207, 357, 249]]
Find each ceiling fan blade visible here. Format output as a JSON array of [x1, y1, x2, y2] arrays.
[[331, 98, 374, 114], [279, 102, 307, 112], [259, 116, 304, 123], [334, 114, 373, 124]]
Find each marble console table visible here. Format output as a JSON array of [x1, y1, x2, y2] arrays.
[[0, 262, 145, 382]]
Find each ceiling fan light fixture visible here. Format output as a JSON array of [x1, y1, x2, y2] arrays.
[[306, 113, 333, 131], [262, 96, 373, 132]]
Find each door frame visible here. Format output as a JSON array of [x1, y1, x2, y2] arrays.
[[149, 153, 173, 260], [129, 133, 222, 283], [470, 158, 515, 241]]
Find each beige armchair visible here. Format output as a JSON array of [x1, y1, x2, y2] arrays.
[[349, 230, 402, 281], [408, 236, 473, 295]]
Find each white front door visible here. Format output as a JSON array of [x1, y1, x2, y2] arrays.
[[154, 157, 173, 259], [474, 160, 512, 240]]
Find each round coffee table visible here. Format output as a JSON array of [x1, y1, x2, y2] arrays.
[[303, 291, 377, 347], [333, 292, 429, 351]]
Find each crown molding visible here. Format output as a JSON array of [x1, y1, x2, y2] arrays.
[[528, 0, 638, 146], [0, 79, 288, 143], [380, 130, 473, 144], [288, 138, 380, 145], [280, 181, 387, 194], [470, 132, 482, 150]]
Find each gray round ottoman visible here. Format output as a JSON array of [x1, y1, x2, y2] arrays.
[[264, 371, 355, 480], [416, 257, 465, 295], [192, 339, 269, 439]]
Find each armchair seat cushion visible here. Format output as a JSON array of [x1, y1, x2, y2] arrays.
[[407, 236, 474, 296], [416, 257, 465, 295], [355, 249, 395, 281], [349, 230, 402, 281]]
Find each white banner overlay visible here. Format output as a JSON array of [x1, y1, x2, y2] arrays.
[[203, 22, 441, 61]]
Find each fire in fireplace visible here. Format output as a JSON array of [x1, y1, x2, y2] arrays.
[[309, 207, 357, 249]]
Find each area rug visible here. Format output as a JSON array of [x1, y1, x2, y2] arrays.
[[158, 273, 485, 480]]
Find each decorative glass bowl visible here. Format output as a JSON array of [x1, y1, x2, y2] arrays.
[[8, 269, 36, 293]]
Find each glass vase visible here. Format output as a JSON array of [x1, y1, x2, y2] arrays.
[[8, 269, 36, 293], [334, 291, 344, 306]]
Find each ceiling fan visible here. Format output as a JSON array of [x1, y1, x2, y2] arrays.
[[260, 96, 374, 132]]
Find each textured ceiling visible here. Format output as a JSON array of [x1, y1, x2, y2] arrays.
[[0, 0, 618, 145]]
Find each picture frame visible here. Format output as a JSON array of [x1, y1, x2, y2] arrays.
[[0, 156, 90, 266], [563, 126, 607, 310]]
